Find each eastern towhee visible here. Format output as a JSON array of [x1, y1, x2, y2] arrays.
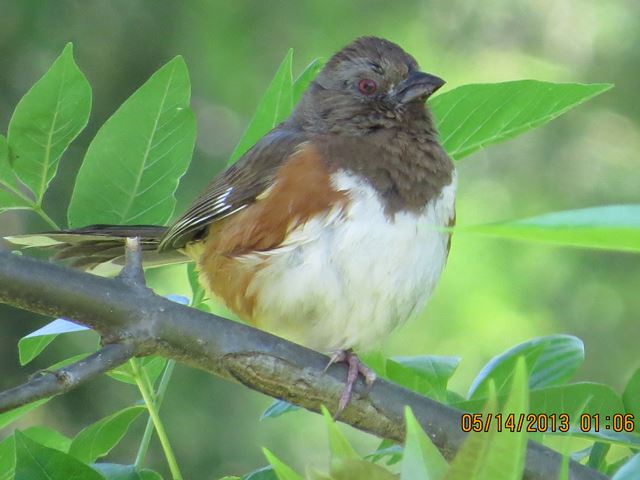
[[8, 37, 456, 414]]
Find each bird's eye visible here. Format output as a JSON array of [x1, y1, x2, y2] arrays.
[[358, 78, 377, 95]]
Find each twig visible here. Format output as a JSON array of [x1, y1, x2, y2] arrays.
[[0, 343, 136, 412], [117, 237, 147, 288], [0, 250, 607, 480]]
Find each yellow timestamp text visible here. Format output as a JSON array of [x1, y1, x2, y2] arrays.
[[460, 413, 635, 433]]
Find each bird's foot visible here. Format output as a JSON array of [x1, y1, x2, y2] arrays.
[[324, 349, 376, 418]]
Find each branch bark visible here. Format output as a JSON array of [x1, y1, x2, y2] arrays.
[[0, 250, 606, 480], [0, 343, 135, 412]]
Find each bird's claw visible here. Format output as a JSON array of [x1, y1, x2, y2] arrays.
[[324, 349, 376, 419]]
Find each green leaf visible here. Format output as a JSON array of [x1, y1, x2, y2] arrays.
[[0, 435, 15, 480], [401, 407, 447, 480], [431, 80, 612, 160], [68, 56, 196, 227], [587, 442, 610, 472], [458, 382, 623, 419], [458, 205, 640, 253], [320, 405, 359, 470], [18, 318, 91, 365], [22, 426, 72, 452], [0, 134, 31, 210], [329, 459, 398, 480], [262, 448, 304, 480], [468, 335, 583, 399], [558, 429, 640, 449], [0, 398, 50, 430], [366, 440, 403, 466], [68, 405, 145, 463], [623, 368, 640, 432], [7, 43, 91, 203], [0, 135, 32, 211], [107, 356, 167, 385], [387, 356, 460, 402], [480, 358, 528, 480], [0, 187, 29, 212], [227, 49, 293, 165], [260, 399, 300, 420], [612, 454, 640, 480], [448, 361, 529, 480], [92, 463, 163, 480], [292, 58, 324, 104], [446, 382, 499, 480], [14, 431, 105, 480], [0, 135, 16, 187], [186, 263, 210, 312], [529, 383, 623, 418]]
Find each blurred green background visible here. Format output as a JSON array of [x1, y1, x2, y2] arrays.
[[0, 0, 638, 478]]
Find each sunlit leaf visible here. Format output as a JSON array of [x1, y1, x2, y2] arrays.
[[320, 405, 359, 470], [14, 431, 105, 480], [18, 318, 91, 365], [458, 205, 640, 253], [68, 56, 195, 227], [401, 407, 447, 480], [262, 448, 304, 480], [292, 58, 324, 104], [68, 406, 145, 463], [330, 458, 398, 480], [431, 80, 612, 160], [479, 358, 528, 480], [468, 335, 583, 400], [227, 49, 293, 165], [8, 43, 91, 203], [445, 382, 499, 480], [447, 360, 529, 480]]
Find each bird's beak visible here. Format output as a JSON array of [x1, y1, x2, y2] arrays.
[[394, 71, 445, 104]]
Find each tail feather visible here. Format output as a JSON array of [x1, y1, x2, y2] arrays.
[[4, 224, 189, 274]]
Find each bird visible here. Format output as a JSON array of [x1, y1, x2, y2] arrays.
[[7, 37, 456, 415]]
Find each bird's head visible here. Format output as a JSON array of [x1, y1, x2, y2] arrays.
[[292, 37, 445, 135]]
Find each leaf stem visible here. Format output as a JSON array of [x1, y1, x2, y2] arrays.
[[0, 179, 60, 229], [130, 358, 182, 480], [31, 204, 59, 229], [134, 359, 176, 468]]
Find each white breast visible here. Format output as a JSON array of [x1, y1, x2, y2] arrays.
[[242, 169, 457, 352]]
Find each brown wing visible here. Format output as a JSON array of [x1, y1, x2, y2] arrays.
[[158, 129, 309, 251]]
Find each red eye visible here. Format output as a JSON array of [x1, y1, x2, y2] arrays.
[[358, 78, 377, 95]]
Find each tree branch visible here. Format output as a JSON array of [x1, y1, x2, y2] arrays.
[[0, 343, 136, 412], [0, 250, 606, 480]]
